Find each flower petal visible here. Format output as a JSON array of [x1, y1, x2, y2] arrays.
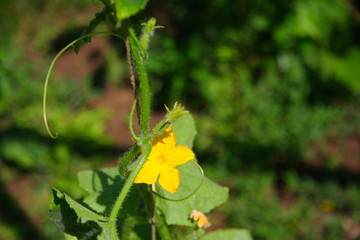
[[159, 165, 180, 193], [152, 125, 176, 146], [169, 145, 195, 166], [134, 158, 161, 184]]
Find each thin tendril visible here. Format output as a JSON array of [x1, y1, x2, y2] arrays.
[[129, 98, 139, 141], [43, 32, 123, 138], [151, 160, 205, 202]]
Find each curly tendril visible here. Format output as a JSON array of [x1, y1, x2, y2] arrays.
[[150, 160, 205, 202], [43, 32, 123, 138]]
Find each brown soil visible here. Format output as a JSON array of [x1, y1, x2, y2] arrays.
[[6, 174, 45, 225], [306, 133, 360, 172], [54, 36, 112, 79], [6, 174, 35, 211]]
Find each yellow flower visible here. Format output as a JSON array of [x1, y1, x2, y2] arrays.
[[134, 125, 195, 193], [190, 210, 211, 228]]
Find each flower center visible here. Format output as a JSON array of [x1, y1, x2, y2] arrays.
[[157, 156, 166, 164]]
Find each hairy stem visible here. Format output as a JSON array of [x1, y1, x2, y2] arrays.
[[129, 27, 151, 137], [118, 144, 140, 178], [109, 144, 152, 240]]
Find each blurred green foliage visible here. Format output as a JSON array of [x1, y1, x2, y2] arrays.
[[146, 0, 359, 169], [0, 2, 114, 239], [208, 169, 360, 240], [0, 37, 111, 171], [0, 0, 359, 239]]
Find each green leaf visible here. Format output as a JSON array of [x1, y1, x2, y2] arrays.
[[155, 161, 228, 226], [171, 226, 204, 240], [321, 48, 360, 92], [172, 113, 197, 149], [78, 167, 140, 217], [155, 113, 228, 226], [73, 7, 112, 54], [115, 0, 149, 20], [49, 188, 103, 240], [77, 168, 144, 239], [200, 229, 253, 240], [78, 167, 119, 194]]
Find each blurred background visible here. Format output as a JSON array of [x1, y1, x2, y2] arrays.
[[0, 0, 359, 239]]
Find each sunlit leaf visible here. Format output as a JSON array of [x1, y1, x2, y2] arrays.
[[172, 113, 197, 149], [115, 0, 149, 20]]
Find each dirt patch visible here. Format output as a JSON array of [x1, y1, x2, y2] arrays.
[[6, 174, 35, 211], [54, 36, 111, 79], [307, 133, 360, 172]]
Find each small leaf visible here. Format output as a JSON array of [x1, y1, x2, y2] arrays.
[[200, 229, 253, 240], [115, 0, 149, 20], [73, 7, 112, 54], [49, 188, 102, 240]]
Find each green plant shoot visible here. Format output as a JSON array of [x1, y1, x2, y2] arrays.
[[44, 0, 252, 239]]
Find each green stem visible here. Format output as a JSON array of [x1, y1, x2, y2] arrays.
[[154, 209, 172, 240], [139, 185, 172, 240], [129, 28, 151, 137], [109, 144, 152, 240], [118, 144, 140, 178], [138, 185, 156, 239], [150, 119, 170, 139]]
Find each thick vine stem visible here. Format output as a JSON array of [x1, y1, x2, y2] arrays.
[[109, 144, 152, 240], [129, 27, 151, 137], [138, 185, 156, 240], [118, 144, 140, 178], [154, 209, 172, 240]]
